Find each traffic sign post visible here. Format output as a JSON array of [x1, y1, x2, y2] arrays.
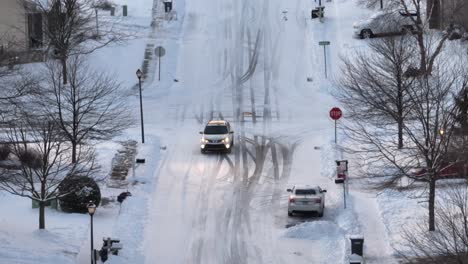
[[319, 41, 330, 78], [154, 46, 166, 81], [329, 107, 342, 144]]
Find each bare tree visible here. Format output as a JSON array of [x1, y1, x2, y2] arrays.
[[335, 36, 415, 149], [24, 0, 124, 84], [0, 115, 97, 229], [342, 55, 468, 231], [398, 184, 468, 263], [39, 56, 133, 163], [0, 37, 39, 119]]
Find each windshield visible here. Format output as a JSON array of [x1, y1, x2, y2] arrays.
[[295, 189, 316, 195], [204, 126, 228, 135], [369, 12, 385, 20]]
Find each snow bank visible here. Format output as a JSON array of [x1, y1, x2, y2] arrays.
[[283, 220, 344, 240]]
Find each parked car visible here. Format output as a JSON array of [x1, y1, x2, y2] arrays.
[[353, 10, 418, 39], [199, 120, 234, 153], [412, 161, 468, 180], [287, 185, 326, 217]]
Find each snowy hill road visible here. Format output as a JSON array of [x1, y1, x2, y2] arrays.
[[137, 0, 397, 263]]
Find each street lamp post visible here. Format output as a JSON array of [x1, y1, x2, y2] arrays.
[[87, 202, 97, 264], [136, 69, 145, 144]]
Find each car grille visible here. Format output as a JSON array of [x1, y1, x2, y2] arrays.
[[208, 139, 222, 143]]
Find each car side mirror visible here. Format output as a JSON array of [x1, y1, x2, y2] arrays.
[[286, 188, 292, 192], [199, 131, 203, 134], [322, 190, 327, 193]]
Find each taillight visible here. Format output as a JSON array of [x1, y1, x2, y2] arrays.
[[314, 198, 321, 203], [289, 197, 295, 203]]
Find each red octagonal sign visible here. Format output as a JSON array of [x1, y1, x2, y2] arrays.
[[329, 107, 342, 120]]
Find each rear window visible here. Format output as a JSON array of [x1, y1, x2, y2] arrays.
[[204, 126, 228, 134], [295, 189, 316, 195]]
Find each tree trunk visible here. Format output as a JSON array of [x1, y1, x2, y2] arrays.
[[39, 202, 45, 229], [428, 176, 436, 231], [398, 119, 403, 149], [397, 84, 403, 149], [71, 141, 77, 163], [61, 56, 67, 85]]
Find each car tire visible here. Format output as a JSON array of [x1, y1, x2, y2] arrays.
[[361, 29, 373, 39], [288, 211, 293, 217], [318, 206, 324, 217], [226, 147, 232, 154]]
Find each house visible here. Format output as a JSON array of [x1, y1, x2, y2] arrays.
[[428, 0, 468, 30], [0, 0, 44, 63]]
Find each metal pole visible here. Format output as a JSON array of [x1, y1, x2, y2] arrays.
[[158, 54, 161, 81], [380, 0, 383, 9], [138, 78, 145, 143], [334, 119, 337, 143], [343, 178, 346, 209], [323, 45, 327, 78], [90, 214, 94, 264], [319, 0, 321, 6]]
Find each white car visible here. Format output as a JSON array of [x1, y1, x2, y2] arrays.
[[353, 10, 418, 39], [287, 185, 326, 217], [199, 120, 234, 153]]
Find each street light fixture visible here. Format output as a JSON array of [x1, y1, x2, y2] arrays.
[[87, 201, 97, 264], [136, 69, 145, 144]]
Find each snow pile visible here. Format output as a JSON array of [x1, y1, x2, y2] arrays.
[[283, 220, 344, 240], [282, 221, 346, 263]]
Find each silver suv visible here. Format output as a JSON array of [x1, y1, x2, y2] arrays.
[[353, 10, 418, 39], [199, 120, 234, 153], [287, 185, 327, 217]]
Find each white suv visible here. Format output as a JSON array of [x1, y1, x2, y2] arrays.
[[199, 120, 234, 153], [287, 185, 327, 217], [353, 10, 418, 39]]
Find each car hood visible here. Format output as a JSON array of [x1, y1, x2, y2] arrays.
[[203, 134, 229, 140], [353, 19, 371, 28]]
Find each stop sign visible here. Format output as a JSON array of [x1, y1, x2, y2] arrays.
[[329, 107, 342, 120]]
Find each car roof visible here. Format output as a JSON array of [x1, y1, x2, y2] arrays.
[[294, 185, 319, 190], [207, 120, 228, 126]]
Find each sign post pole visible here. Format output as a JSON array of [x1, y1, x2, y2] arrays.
[[324, 45, 327, 78], [158, 55, 161, 81], [154, 46, 166, 81], [335, 119, 337, 143], [318, 41, 330, 79]]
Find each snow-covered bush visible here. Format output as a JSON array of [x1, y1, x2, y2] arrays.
[[58, 175, 101, 213], [17, 148, 42, 169]]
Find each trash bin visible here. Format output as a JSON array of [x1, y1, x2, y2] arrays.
[[164, 1, 172, 12], [350, 236, 364, 256], [311, 6, 325, 19], [123, 5, 128, 16], [349, 253, 363, 264]]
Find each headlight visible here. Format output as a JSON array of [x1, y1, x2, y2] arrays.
[[223, 137, 230, 143], [201, 138, 208, 143]]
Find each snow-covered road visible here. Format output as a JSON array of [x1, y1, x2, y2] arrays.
[[126, 0, 396, 263]]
